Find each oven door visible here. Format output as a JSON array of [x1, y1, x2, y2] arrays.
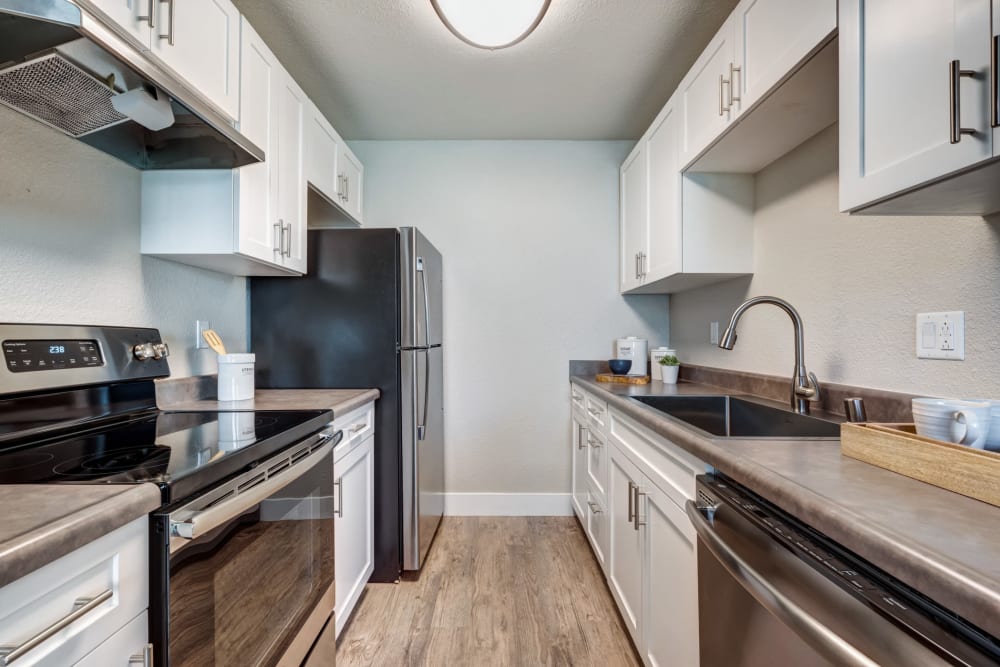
[[152, 429, 341, 667]]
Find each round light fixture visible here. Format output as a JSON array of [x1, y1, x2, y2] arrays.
[[431, 0, 552, 50]]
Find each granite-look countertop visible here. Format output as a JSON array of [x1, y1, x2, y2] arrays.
[[0, 484, 161, 587], [572, 375, 1000, 639], [163, 388, 380, 416]]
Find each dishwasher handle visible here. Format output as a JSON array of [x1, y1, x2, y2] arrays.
[[685, 500, 880, 667]]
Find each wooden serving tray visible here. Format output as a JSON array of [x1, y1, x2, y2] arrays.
[[840, 423, 1000, 508], [595, 373, 650, 385]]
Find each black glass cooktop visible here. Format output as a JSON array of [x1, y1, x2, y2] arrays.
[[0, 409, 332, 503]]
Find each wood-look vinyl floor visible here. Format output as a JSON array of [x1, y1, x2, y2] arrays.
[[329, 516, 640, 667]]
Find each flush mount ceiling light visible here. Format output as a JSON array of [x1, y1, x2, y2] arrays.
[[431, 0, 552, 50]]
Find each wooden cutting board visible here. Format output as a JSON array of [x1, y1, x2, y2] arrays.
[[595, 373, 650, 385]]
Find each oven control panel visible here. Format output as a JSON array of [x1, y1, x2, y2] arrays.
[[3, 339, 104, 373]]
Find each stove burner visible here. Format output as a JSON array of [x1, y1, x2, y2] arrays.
[[52, 445, 172, 477], [0, 450, 54, 472]]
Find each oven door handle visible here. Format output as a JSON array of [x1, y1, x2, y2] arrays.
[[171, 434, 339, 543], [685, 500, 879, 667]]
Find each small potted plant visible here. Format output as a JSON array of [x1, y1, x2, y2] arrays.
[[658, 354, 680, 384]]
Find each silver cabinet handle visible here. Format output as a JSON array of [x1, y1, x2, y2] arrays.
[[627, 480, 636, 522], [587, 501, 603, 515], [129, 643, 154, 666], [685, 500, 879, 667], [633, 488, 646, 531], [349, 422, 366, 434], [588, 434, 602, 448], [0, 590, 114, 665], [337, 173, 345, 201], [577, 425, 588, 450], [949, 59, 976, 144], [571, 391, 583, 401], [273, 222, 282, 253], [137, 0, 155, 28], [719, 74, 726, 116], [283, 222, 292, 257], [729, 62, 742, 106], [992, 35, 999, 128], [640, 252, 647, 278], [334, 477, 344, 518], [344, 175, 349, 203], [157, 0, 174, 45]]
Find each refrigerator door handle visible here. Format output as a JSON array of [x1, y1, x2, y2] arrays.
[[417, 256, 431, 348], [417, 347, 429, 441]]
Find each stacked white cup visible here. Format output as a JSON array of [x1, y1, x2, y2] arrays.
[[911, 398, 999, 450]]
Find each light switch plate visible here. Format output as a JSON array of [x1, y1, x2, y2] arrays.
[[710, 322, 720, 345], [195, 320, 211, 349], [916, 312, 964, 360]]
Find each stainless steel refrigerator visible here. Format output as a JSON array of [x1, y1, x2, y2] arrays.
[[250, 227, 444, 581]]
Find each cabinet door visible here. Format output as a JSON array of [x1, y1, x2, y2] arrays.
[[150, 0, 241, 120], [839, 0, 992, 211], [334, 435, 375, 638], [277, 73, 308, 274], [733, 0, 836, 113], [585, 428, 608, 500], [236, 18, 280, 265], [585, 490, 609, 573], [307, 106, 340, 202], [607, 448, 644, 647], [339, 146, 364, 223], [641, 481, 699, 667], [679, 16, 736, 166], [78, 0, 152, 48], [571, 413, 589, 520], [619, 144, 647, 293], [645, 99, 682, 281]]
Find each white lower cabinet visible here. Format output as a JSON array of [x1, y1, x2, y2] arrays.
[[570, 390, 705, 667], [333, 402, 376, 638], [0, 518, 149, 667]]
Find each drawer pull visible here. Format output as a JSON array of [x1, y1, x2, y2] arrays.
[[587, 501, 603, 515], [587, 407, 603, 417], [0, 589, 113, 665], [349, 422, 366, 434], [634, 488, 647, 531], [627, 481, 636, 522], [129, 643, 154, 666], [578, 425, 588, 450], [334, 477, 344, 518]]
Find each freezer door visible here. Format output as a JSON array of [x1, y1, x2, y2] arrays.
[[400, 227, 443, 349], [401, 346, 444, 570]]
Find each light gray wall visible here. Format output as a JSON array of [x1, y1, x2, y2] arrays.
[[0, 107, 248, 378], [670, 125, 1000, 398], [351, 141, 670, 494]]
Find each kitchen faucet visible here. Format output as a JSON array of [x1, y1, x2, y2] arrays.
[[718, 296, 821, 415]]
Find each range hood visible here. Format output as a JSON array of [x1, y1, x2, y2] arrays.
[[0, 0, 262, 169]]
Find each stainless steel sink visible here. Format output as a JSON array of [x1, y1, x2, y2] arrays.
[[630, 395, 840, 439]]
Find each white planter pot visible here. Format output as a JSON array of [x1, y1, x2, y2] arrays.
[[660, 365, 680, 384]]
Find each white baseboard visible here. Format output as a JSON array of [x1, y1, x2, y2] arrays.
[[443, 493, 573, 516]]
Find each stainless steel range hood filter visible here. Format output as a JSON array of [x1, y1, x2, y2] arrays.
[[0, 51, 128, 137]]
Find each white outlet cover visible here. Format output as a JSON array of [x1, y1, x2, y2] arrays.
[[710, 321, 720, 345], [916, 312, 964, 360]]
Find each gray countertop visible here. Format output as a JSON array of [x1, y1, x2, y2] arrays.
[[0, 388, 380, 587], [0, 484, 161, 587], [164, 388, 380, 415], [572, 375, 1000, 638]]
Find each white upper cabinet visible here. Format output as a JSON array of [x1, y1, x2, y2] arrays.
[[306, 105, 365, 226], [620, 144, 648, 293], [840, 0, 997, 214], [338, 146, 364, 223], [276, 72, 308, 273], [644, 99, 683, 282], [678, 15, 737, 167], [77, 0, 154, 48], [732, 0, 836, 112], [147, 0, 241, 121]]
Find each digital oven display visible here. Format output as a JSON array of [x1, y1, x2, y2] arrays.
[[2, 340, 103, 373]]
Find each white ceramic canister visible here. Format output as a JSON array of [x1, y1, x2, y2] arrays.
[[615, 337, 649, 376], [650, 347, 676, 381], [218, 353, 256, 401]]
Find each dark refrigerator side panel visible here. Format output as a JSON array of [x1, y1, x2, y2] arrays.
[[250, 228, 403, 582]]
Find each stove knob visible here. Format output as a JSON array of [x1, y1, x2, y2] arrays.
[[152, 342, 170, 360], [133, 343, 155, 361]]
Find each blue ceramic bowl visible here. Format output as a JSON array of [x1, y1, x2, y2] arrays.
[[608, 359, 632, 375]]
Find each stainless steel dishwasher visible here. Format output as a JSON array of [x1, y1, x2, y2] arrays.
[[688, 475, 1000, 666]]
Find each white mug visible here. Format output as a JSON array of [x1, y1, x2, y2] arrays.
[[962, 399, 1000, 451], [912, 398, 991, 449]]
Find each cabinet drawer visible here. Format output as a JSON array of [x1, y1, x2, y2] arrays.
[[334, 401, 375, 459], [585, 427, 608, 502], [74, 611, 148, 666], [570, 383, 588, 415], [609, 408, 707, 510], [585, 395, 609, 433], [0, 517, 148, 667]]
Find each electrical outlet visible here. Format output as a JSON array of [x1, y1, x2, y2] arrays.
[[710, 322, 720, 345], [195, 320, 211, 349], [916, 312, 964, 360]]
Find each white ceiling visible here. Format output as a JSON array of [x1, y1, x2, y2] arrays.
[[233, 0, 739, 140]]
